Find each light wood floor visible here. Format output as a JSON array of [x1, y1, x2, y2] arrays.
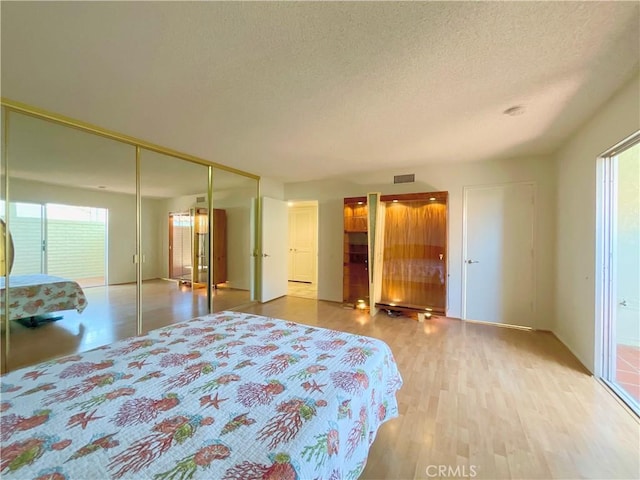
[[2, 294, 639, 479], [236, 297, 640, 480], [287, 280, 318, 299], [1, 279, 251, 371]]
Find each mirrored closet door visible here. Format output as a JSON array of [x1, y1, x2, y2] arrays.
[[1, 109, 137, 371], [140, 149, 211, 333], [0, 104, 260, 373], [210, 167, 259, 310]]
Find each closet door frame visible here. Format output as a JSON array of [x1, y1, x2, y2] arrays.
[[378, 191, 448, 314]]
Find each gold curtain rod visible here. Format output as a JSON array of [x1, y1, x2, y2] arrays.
[[0, 98, 260, 181]]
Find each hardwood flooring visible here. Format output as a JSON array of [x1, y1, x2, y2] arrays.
[[1, 279, 251, 371], [2, 293, 638, 479], [236, 297, 640, 480], [287, 280, 318, 299]]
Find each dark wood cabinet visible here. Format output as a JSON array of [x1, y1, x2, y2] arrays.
[[343, 197, 369, 306], [212, 209, 227, 286]]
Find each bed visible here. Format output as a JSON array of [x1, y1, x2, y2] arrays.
[[0, 311, 403, 479], [0, 274, 88, 324]]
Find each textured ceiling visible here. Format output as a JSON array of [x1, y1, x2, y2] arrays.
[[2, 2, 639, 183]]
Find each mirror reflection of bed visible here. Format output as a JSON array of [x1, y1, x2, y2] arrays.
[[0, 216, 250, 369], [0, 219, 80, 368], [1, 280, 252, 370]]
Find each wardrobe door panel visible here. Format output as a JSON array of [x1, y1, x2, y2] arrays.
[[211, 167, 257, 309], [2, 110, 136, 370], [380, 192, 447, 313], [139, 149, 209, 333]]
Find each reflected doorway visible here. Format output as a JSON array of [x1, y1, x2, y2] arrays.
[[169, 211, 195, 284]]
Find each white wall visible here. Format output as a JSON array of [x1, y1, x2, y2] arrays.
[[555, 73, 640, 372], [219, 202, 252, 290], [260, 177, 285, 200], [285, 155, 557, 329], [214, 186, 258, 291], [141, 199, 162, 280], [10, 178, 162, 284]]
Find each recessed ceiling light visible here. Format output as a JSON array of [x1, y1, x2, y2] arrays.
[[429, 197, 436, 201], [97, 186, 107, 189], [287, 202, 294, 207], [392, 199, 398, 203], [357, 201, 363, 205], [503, 105, 526, 116]]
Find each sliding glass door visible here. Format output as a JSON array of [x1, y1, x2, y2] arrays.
[[46, 204, 108, 287], [599, 134, 639, 415], [5, 201, 107, 287], [7, 202, 44, 275]]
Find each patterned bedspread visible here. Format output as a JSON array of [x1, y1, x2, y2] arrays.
[[0, 311, 403, 479], [0, 274, 88, 321]]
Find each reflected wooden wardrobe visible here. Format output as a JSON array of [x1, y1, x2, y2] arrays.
[[343, 197, 369, 306]]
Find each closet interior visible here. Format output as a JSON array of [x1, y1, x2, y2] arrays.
[[343, 197, 369, 306], [343, 192, 448, 315]]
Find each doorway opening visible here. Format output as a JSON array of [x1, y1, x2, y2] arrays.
[[287, 200, 318, 299], [597, 133, 639, 415]]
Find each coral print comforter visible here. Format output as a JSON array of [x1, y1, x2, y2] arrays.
[[0, 311, 403, 479], [0, 274, 88, 321]]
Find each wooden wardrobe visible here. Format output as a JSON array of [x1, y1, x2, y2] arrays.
[[343, 197, 369, 305], [343, 192, 448, 314], [211, 209, 227, 287]]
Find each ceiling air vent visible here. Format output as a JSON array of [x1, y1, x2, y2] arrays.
[[196, 196, 206, 203], [393, 174, 415, 184]]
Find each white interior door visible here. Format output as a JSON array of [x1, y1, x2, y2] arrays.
[[463, 183, 535, 327], [260, 196, 288, 302], [288, 205, 317, 283]]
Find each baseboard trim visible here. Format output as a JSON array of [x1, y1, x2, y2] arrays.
[[461, 318, 534, 331], [548, 329, 594, 374], [597, 377, 640, 420]]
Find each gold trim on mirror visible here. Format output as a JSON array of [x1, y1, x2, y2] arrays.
[[2, 107, 10, 372], [207, 166, 214, 313], [136, 146, 143, 336], [0, 98, 260, 181], [0, 100, 264, 372]]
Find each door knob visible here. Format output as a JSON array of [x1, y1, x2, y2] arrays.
[[262, 253, 270, 257], [619, 300, 627, 307], [466, 259, 479, 264]]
